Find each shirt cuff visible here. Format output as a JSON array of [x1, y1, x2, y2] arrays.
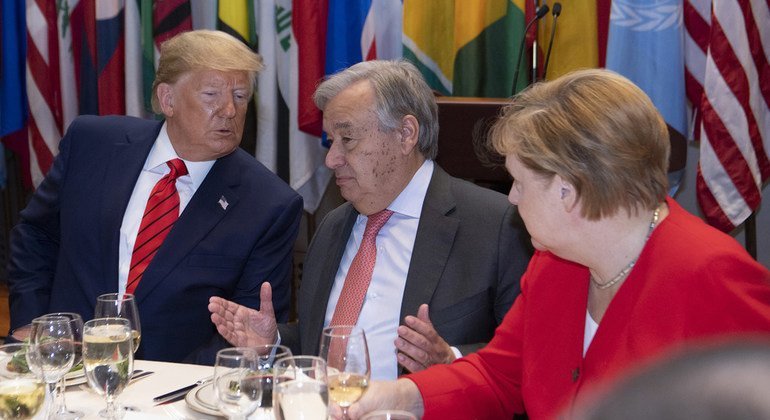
[[450, 346, 462, 360]]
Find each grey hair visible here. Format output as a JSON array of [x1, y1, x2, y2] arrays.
[[313, 60, 439, 159]]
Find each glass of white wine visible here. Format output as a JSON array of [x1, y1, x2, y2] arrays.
[[0, 343, 46, 420], [213, 347, 261, 420], [28, 315, 76, 420], [319, 325, 370, 420], [82, 317, 134, 419], [94, 293, 141, 354], [273, 355, 328, 420]]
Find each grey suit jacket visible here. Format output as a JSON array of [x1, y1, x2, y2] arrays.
[[279, 164, 531, 360]]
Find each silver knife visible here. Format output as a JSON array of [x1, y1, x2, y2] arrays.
[[153, 375, 212, 405]]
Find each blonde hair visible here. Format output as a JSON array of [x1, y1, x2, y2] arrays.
[[151, 30, 263, 113], [491, 68, 669, 220]]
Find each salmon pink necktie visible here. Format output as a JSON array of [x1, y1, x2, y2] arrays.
[[330, 209, 394, 327], [126, 159, 188, 294]]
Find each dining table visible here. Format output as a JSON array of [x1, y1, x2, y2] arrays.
[[51, 359, 232, 419]]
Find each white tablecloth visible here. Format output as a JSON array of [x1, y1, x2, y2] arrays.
[[54, 360, 219, 419]]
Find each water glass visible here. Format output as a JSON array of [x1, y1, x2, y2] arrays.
[[0, 343, 46, 420], [82, 318, 134, 419], [273, 356, 328, 420], [46, 312, 84, 420], [251, 344, 292, 419], [28, 315, 76, 420], [214, 347, 261, 420], [94, 293, 141, 354]]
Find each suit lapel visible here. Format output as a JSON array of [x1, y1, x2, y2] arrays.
[[400, 166, 459, 321], [133, 152, 241, 302], [303, 205, 357, 355], [99, 121, 161, 296]]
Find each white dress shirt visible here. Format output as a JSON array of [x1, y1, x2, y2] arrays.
[[324, 160, 435, 380], [117, 123, 215, 294]]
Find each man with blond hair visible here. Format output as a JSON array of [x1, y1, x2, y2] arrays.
[[8, 30, 302, 363]]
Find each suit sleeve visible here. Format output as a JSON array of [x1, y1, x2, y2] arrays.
[[454, 205, 531, 356], [7, 124, 74, 332]]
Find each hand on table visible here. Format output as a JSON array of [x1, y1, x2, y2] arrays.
[[331, 380, 424, 420], [208, 282, 277, 347], [395, 304, 456, 372]]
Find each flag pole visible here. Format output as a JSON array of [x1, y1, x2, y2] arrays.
[[745, 212, 757, 260]]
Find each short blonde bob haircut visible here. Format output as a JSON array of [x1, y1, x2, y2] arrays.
[[491, 68, 669, 220], [151, 30, 263, 114]]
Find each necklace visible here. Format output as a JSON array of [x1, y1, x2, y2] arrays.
[[590, 205, 661, 290]]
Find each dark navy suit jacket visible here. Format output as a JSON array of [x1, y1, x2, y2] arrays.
[[8, 115, 303, 363]]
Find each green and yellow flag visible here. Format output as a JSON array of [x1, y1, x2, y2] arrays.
[[403, 0, 527, 97]]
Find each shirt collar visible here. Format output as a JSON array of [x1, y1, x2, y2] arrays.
[[147, 122, 216, 190], [386, 159, 434, 219]]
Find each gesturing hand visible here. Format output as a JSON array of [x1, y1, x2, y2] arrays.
[[395, 304, 456, 372], [208, 282, 278, 347]]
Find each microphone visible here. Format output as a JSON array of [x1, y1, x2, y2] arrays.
[[542, 2, 562, 81], [511, 4, 550, 95]]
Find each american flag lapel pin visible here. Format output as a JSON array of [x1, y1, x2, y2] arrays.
[[218, 196, 229, 210]]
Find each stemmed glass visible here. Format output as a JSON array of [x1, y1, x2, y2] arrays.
[[319, 325, 371, 420], [251, 345, 292, 419], [82, 318, 134, 419], [213, 347, 262, 420], [94, 293, 141, 354], [46, 313, 85, 420], [28, 315, 76, 420], [0, 343, 46, 420], [273, 355, 329, 420]]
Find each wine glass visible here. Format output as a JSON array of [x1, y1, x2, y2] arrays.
[[273, 355, 328, 420], [45, 313, 84, 420], [213, 347, 261, 420], [82, 318, 134, 419], [0, 343, 46, 420], [94, 293, 141, 354], [251, 344, 292, 419], [28, 315, 76, 420], [319, 325, 371, 420]]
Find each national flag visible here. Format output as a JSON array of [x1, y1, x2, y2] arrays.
[[218, 0, 257, 155], [1, 0, 28, 136], [605, 0, 687, 193], [684, 0, 711, 141], [537, 1, 600, 81], [96, 1, 125, 115], [403, 0, 526, 97], [293, 0, 327, 137], [58, 0, 80, 128], [695, 0, 770, 232], [26, 0, 64, 186], [258, 0, 331, 213]]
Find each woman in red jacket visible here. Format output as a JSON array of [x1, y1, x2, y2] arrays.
[[347, 68, 770, 419]]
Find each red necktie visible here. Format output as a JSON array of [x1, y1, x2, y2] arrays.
[[330, 209, 394, 327], [126, 159, 188, 294]]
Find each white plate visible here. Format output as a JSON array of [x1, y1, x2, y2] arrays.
[[185, 383, 222, 417]]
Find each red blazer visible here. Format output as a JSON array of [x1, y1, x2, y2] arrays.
[[408, 198, 770, 419]]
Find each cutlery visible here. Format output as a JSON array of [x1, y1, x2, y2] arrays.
[[129, 370, 154, 384], [153, 375, 213, 405]]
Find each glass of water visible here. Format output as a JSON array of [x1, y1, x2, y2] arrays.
[[214, 347, 262, 420], [273, 355, 328, 420], [82, 318, 134, 419]]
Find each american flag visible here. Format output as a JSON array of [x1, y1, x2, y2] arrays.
[[688, 0, 770, 232]]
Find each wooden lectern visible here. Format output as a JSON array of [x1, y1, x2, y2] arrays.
[[435, 96, 687, 191]]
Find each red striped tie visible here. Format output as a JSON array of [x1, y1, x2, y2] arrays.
[[330, 209, 394, 327], [126, 159, 188, 294]]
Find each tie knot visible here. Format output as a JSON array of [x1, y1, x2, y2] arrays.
[[363, 209, 394, 239], [166, 158, 188, 180]]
